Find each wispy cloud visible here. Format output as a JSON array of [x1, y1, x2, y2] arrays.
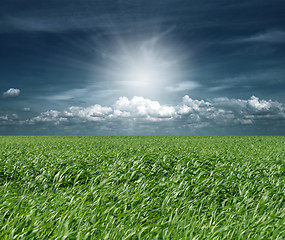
[[2, 15, 166, 34], [234, 30, 285, 43], [166, 81, 201, 92], [4, 16, 101, 33], [42, 89, 89, 101]]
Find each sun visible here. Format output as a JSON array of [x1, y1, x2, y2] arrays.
[[103, 35, 185, 99], [122, 53, 164, 86]]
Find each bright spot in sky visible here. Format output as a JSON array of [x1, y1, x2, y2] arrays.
[[102, 34, 188, 99]]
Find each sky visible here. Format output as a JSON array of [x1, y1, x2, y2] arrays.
[[1, 0, 285, 135]]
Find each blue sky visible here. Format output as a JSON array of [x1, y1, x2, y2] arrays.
[[1, 0, 285, 135]]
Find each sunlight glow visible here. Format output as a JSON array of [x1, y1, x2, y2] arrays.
[[103, 34, 186, 98]]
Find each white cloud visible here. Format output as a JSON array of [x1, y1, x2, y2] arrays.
[[114, 96, 175, 119], [64, 105, 112, 121], [29, 110, 66, 125], [23, 108, 30, 112], [248, 96, 271, 110], [21, 95, 285, 131], [3, 88, 20, 98], [0, 113, 18, 125], [0, 115, 9, 121]]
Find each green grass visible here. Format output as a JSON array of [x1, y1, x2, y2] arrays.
[[0, 136, 284, 239]]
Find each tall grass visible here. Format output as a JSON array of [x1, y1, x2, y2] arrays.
[[0, 136, 284, 239]]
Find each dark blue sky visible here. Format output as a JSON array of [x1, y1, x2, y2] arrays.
[[1, 0, 285, 135]]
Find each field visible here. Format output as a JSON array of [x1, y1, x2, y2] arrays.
[[0, 136, 284, 239]]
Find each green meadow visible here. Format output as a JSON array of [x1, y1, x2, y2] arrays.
[[0, 136, 284, 239]]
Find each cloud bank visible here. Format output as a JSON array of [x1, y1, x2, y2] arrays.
[[17, 95, 283, 132], [1, 95, 285, 134]]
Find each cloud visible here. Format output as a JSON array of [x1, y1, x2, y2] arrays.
[[29, 110, 65, 125], [114, 96, 175, 119], [42, 89, 89, 101], [3, 16, 102, 33], [21, 96, 285, 132], [23, 108, 31, 112], [2, 15, 166, 34], [0, 113, 18, 126], [166, 81, 201, 92], [3, 88, 20, 98], [234, 30, 285, 43], [64, 105, 113, 121]]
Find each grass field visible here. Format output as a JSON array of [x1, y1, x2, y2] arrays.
[[0, 136, 284, 239]]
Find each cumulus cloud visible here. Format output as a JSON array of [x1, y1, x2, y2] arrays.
[[29, 110, 65, 125], [0, 113, 18, 125], [114, 96, 175, 119], [3, 88, 20, 98], [64, 105, 113, 121], [22, 95, 285, 132]]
